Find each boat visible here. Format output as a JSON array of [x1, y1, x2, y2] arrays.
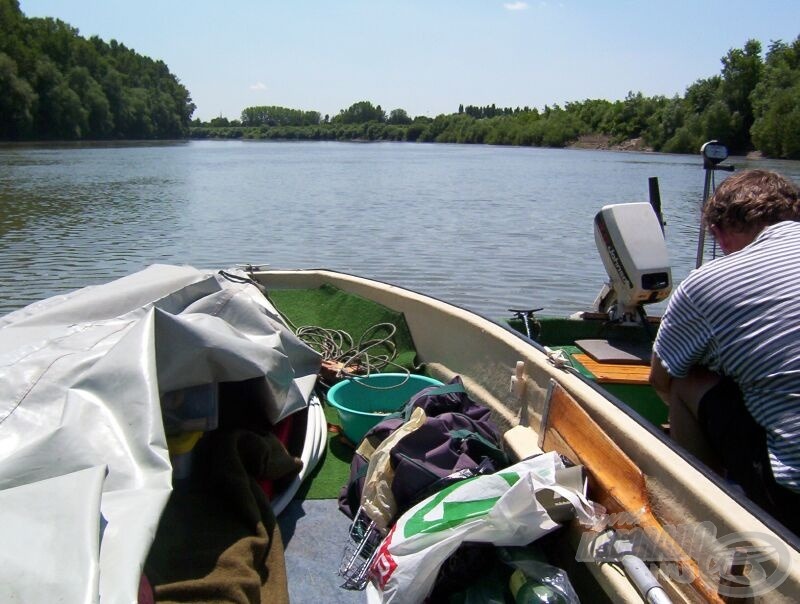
[[2, 260, 797, 603], [1, 145, 798, 602]]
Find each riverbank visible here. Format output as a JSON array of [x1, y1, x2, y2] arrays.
[[2, 136, 770, 160], [567, 134, 653, 152], [188, 126, 662, 154]]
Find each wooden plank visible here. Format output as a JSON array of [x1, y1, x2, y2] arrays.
[[541, 381, 649, 516], [572, 353, 651, 385]]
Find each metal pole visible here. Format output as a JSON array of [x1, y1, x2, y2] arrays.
[[612, 538, 673, 604], [694, 168, 714, 268], [695, 141, 734, 269]]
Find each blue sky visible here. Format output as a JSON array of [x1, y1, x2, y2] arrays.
[[19, 1, 800, 122]]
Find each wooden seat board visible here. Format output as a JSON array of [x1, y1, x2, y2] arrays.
[[572, 353, 651, 384]]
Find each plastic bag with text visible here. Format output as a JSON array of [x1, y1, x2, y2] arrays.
[[365, 452, 597, 604]]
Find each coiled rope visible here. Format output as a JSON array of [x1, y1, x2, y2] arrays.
[[294, 322, 411, 388], [267, 297, 412, 388]]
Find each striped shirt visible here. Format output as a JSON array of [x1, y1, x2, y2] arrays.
[[654, 220, 800, 492]]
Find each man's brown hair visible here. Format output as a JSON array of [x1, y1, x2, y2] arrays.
[[703, 169, 800, 232]]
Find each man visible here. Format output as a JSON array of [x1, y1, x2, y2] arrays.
[[649, 169, 800, 533]]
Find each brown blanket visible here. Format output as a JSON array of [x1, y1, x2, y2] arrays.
[[145, 429, 303, 604]]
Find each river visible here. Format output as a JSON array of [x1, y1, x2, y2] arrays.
[[2, 140, 799, 318]]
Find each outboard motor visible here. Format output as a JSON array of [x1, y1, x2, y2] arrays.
[[592, 202, 671, 324]]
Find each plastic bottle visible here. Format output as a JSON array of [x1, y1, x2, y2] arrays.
[[508, 568, 567, 604]]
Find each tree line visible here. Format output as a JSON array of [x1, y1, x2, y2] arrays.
[[1, 0, 797, 158], [194, 37, 800, 159], [0, 0, 194, 140]]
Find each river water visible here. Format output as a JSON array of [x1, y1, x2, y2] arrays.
[[2, 140, 799, 319]]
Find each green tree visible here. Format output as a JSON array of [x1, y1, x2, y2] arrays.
[[0, 51, 35, 138], [209, 116, 230, 127], [240, 105, 320, 127], [0, 2, 194, 140], [116, 87, 153, 138], [662, 112, 704, 154], [387, 108, 411, 124], [684, 76, 721, 114], [0, 0, 23, 28], [332, 101, 386, 124], [750, 37, 800, 159], [643, 95, 685, 149], [702, 99, 735, 143], [67, 66, 113, 137], [718, 39, 763, 152], [602, 92, 665, 141], [31, 56, 87, 138]]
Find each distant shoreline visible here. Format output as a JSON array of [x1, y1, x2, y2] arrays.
[[0, 136, 653, 152], [0, 137, 774, 159]]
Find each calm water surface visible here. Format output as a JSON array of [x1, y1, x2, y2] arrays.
[[2, 141, 799, 318]]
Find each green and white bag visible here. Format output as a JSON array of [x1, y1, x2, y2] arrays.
[[366, 452, 597, 604]]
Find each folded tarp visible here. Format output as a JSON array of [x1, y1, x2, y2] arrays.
[[0, 264, 321, 604]]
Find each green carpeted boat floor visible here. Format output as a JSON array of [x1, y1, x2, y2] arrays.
[[267, 284, 420, 500]]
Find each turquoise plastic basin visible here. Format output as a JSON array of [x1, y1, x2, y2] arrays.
[[326, 373, 443, 444]]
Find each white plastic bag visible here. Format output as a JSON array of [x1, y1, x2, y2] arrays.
[[366, 452, 595, 604]]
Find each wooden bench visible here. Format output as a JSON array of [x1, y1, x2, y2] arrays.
[[571, 353, 651, 385]]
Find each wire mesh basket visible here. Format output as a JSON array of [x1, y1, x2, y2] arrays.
[[338, 507, 386, 590]]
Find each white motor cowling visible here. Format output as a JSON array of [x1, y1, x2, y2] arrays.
[[592, 202, 671, 322]]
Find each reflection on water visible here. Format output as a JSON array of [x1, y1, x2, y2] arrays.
[[2, 141, 799, 318]]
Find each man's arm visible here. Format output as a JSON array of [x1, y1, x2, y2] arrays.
[[649, 351, 672, 404], [650, 350, 722, 418], [651, 352, 723, 464]]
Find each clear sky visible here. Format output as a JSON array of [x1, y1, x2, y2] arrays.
[[19, 1, 800, 122]]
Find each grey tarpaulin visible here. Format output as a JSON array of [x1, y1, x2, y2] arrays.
[[0, 264, 321, 603]]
